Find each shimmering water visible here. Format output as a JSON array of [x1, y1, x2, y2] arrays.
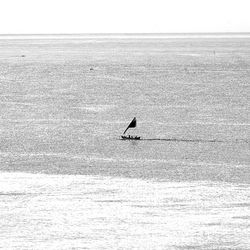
[[0, 36, 249, 249]]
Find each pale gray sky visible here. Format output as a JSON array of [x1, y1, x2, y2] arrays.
[[0, 0, 249, 34]]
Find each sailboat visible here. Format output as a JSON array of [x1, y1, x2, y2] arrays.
[[121, 117, 141, 140]]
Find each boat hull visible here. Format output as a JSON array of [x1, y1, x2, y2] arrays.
[[121, 135, 141, 140]]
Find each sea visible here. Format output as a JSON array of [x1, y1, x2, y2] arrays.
[[0, 34, 249, 249]]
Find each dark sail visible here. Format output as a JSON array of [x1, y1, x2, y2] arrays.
[[123, 117, 137, 134]]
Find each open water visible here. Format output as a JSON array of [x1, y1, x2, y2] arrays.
[[0, 35, 249, 249]]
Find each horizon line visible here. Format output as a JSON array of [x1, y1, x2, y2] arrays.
[[1, 32, 250, 40], [1, 32, 250, 35]]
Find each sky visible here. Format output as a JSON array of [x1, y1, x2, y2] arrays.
[[0, 0, 249, 34]]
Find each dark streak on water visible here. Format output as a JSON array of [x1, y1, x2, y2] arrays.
[[121, 138, 224, 142], [120, 138, 250, 143]]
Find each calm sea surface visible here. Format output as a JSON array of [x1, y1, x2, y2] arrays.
[[0, 36, 249, 249]]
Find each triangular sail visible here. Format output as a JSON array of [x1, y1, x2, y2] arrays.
[[123, 117, 136, 134]]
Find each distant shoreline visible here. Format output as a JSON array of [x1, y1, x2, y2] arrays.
[[1, 33, 250, 40]]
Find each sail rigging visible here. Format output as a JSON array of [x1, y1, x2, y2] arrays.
[[123, 117, 137, 134]]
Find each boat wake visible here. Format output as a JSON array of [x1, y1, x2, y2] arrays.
[[119, 138, 249, 143], [141, 138, 223, 143]]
